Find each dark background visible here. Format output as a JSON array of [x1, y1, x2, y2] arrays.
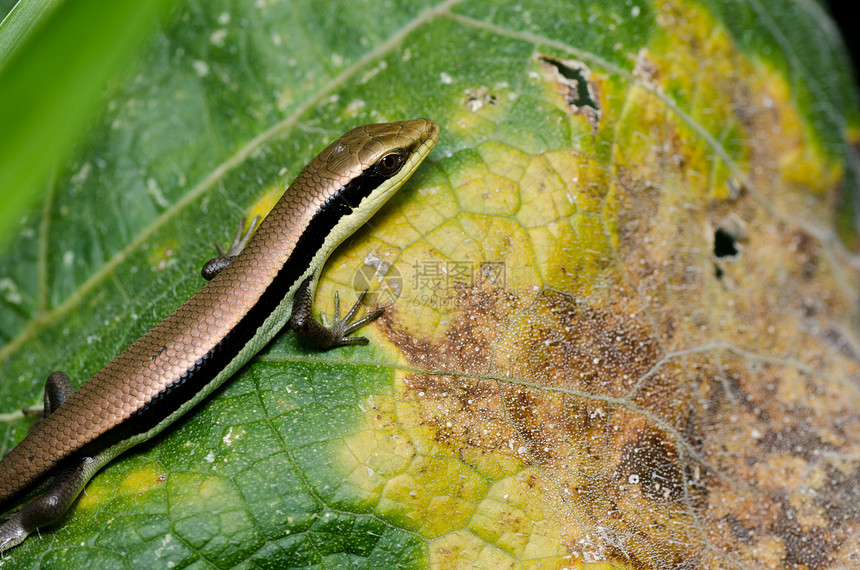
[[825, 0, 859, 86]]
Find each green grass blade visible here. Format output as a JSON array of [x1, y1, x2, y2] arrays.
[[0, 0, 176, 248]]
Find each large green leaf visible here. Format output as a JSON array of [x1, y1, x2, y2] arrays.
[[1, 0, 859, 568]]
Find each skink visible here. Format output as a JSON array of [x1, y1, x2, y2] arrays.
[[0, 118, 439, 552]]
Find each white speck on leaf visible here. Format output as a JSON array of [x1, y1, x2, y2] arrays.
[[364, 252, 392, 276], [347, 99, 366, 113], [210, 29, 228, 47], [71, 162, 92, 185], [147, 178, 170, 208], [0, 278, 22, 304], [193, 60, 210, 77], [222, 426, 242, 446], [360, 60, 387, 83], [154, 533, 174, 559]]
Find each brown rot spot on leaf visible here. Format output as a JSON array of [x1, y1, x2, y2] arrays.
[[758, 423, 838, 462], [379, 283, 717, 565], [326, 2, 860, 567], [771, 497, 839, 569], [616, 430, 684, 503]]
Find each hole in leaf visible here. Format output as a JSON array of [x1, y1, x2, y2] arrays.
[[537, 55, 601, 131], [541, 57, 598, 109], [714, 228, 739, 258]]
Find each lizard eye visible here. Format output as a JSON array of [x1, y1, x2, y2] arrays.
[[377, 153, 403, 174]]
